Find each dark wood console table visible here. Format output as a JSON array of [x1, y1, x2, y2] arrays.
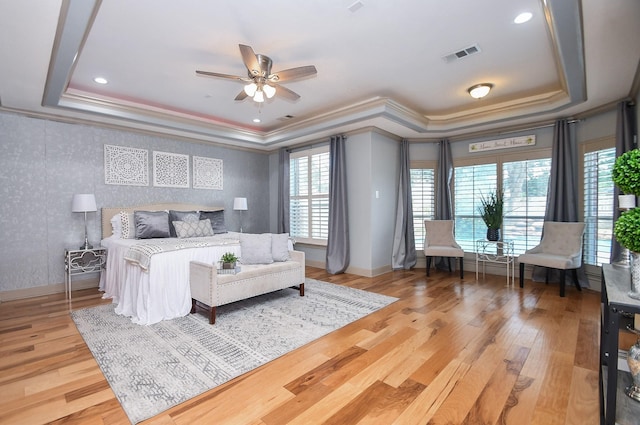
[[600, 264, 640, 425]]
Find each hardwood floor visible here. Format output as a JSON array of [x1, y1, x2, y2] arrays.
[[0, 267, 601, 425]]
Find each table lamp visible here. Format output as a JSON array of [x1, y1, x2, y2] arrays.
[[72, 194, 97, 250], [233, 197, 248, 233]]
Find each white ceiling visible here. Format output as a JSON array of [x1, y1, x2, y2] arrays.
[[1, 0, 639, 151]]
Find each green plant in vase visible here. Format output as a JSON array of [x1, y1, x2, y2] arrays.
[[613, 149, 640, 196], [478, 190, 504, 241], [614, 208, 640, 253], [221, 252, 238, 269]]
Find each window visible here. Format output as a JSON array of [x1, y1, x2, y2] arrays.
[[502, 158, 551, 254], [454, 163, 497, 251], [454, 150, 551, 254], [289, 147, 330, 244], [410, 163, 435, 249], [582, 143, 615, 266]]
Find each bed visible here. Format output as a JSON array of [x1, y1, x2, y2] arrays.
[[100, 203, 241, 325]]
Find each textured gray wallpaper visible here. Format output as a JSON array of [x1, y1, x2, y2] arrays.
[[0, 112, 270, 292]]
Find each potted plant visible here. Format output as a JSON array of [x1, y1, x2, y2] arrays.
[[220, 252, 238, 269], [614, 208, 640, 253], [613, 149, 640, 196], [478, 190, 504, 241]]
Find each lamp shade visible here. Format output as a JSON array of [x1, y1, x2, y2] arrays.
[[71, 194, 97, 212], [233, 197, 248, 211]]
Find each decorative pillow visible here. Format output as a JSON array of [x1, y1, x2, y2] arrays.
[[119, 211, 136, 239], [239, 233, 274, 264], [110, 215, 122, 239], [271, 233, 290, 262], [168, 210, 199, 237], [173, 219, 214, 238], [134, 210, 170, 239], [199, 210, 227, 234]]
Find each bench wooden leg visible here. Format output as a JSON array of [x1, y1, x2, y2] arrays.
[[299, 282, 305, 296], [191, 298, 196, 314], [209, 306, 216, 324]]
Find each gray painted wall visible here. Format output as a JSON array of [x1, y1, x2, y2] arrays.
[[1, 106, 621, 293], [0, 112, 270, 293]]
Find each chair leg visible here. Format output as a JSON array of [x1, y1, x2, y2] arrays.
[[459, 257, 464, 279], [426, 256, 431, 276], [448, 258, 452, 272], [545, 268, 549, 284], [519, 263, 525, 288], [572, 269, 581, 291], [559, 270, 566, 297]]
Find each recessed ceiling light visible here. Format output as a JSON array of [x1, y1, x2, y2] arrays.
[[253, 118, 261, 123], [514, 12, 532, 24], [93, 77, 108, 84]]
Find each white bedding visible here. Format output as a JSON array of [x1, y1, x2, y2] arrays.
[[100, 235, 241, 325]]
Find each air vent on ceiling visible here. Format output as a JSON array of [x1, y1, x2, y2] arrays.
[[442, 44, 481, 63], [277, 114, 295, 121]]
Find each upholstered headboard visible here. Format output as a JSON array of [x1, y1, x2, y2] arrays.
[[101, 203, 224, 239]]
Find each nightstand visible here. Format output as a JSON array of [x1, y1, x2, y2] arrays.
[[64, 247, 107, 300]]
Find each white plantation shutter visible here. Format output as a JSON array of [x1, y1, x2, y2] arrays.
[[502, 158, 551, 255], [290, 147, 330, 243], [410, 167, 435, 250], [454, 163, 497, 251], [583, 146, 615, 265]]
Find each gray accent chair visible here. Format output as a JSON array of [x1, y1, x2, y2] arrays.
[[518, 221, 585, 297], [423, 220, 464, 278]]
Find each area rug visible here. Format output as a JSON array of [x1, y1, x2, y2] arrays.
[[71, 278, 397, 424]]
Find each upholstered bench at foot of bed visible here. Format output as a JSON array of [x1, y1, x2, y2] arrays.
[[189, 250, 305, 324]]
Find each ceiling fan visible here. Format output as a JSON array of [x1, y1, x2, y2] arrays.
[[196, 44, 317, 103]]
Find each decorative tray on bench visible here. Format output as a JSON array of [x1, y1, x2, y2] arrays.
[[216, 262, 241, 275]]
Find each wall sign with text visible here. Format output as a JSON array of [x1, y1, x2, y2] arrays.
[[469, 135, 536, 153]]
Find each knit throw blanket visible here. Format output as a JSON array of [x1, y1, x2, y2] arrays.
[[124, 236, 239, 271]]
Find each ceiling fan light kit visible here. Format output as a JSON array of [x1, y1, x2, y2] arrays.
[[197, 44, 317, 104], [468, 83, 493, 99]]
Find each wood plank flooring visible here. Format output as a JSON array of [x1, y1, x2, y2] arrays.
[[0, 267, 601, 425]]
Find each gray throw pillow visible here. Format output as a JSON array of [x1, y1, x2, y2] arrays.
[[134, 210, 170, 239], [169, 210, 199, 237], [271, 233, 290, 262], [239, 233, 273, 264], [200, 210, 227, 234]]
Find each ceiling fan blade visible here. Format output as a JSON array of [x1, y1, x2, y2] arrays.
[[196, 70, 247, 81], [234, 90, 248, 101], [269, 65, 317, 83], [274, 84, 301, 101], [239, 44, 260, 76]]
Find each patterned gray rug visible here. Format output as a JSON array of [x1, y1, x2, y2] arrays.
[[71, 278, 397, 424]]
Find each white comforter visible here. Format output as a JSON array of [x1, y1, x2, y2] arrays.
[[100, 235, 241, 325]]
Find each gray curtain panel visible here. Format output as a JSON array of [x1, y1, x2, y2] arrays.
[[277, 148, 290, 234], [391, 139, 417, 269], [610, 100, 637, 262], [326, 135, 350, 274], [436, 139, 453, 220], [534, 118, 588, 286], [434, 139, 455, 270]]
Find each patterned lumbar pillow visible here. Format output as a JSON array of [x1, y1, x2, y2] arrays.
[[119, 211, 136, 239], [173, 219, 214, 238]]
